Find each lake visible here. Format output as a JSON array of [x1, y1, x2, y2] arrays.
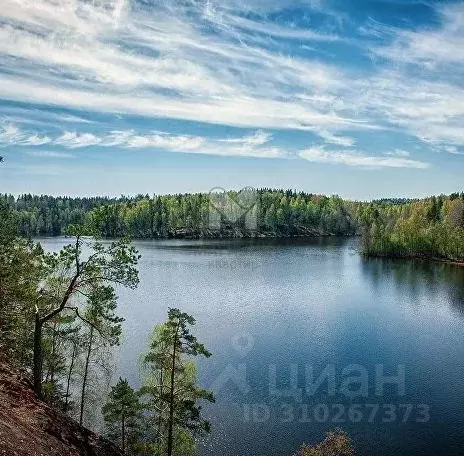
[[39, 237, 464, 456]]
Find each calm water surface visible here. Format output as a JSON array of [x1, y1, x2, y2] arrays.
[[40, 237, 464, 456]]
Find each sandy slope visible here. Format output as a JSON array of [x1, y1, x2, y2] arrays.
[[0, 362, 122, 456]]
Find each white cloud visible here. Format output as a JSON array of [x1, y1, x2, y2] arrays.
[[315, 130, 356, 147], [54, 132, 102, 148], [103, 129, 284, 158], [218, 130, 272, 146], [206, 0, 325, 15], [124, 133, 206, 152], [0, 123, 51, 146], [353, 4, 464, 148], [0, 123, 22, 143], [445, 145, 458, 154], [444, 145, 464, 155], [1, 109, 94, 128], [98, 129, 285, 158], [386, 149, 410, 157], [0, 76, 365, 135], [211, 13, 339, 42], [299, 147, 429, 169], [2, 123, 432, 167], [1, 123, 286, 159], [27, 150, 74, 158], [372, 4, 464, 69]]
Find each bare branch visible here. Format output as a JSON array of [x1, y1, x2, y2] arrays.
[[64, 306, 109, 341]]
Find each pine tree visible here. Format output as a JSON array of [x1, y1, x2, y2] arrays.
[[33, 225, 140, 399], [79, 287, 124, 426], [0, 200, 45, 367], [140, 309, 215, 456], [102, 378, 141, 455]]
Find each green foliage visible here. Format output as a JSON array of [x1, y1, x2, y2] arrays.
[[41, 313, 80, 408], [4, 192, 463, 258], [78, 286, 127, 426], [0, 194, 126, 236], [361, 194, 464, 262], [140, 309, 214, 456], [102, 378, 142, 455], [0, 199, 45, 365], [0, 196, 141, 406], [33, 233, 140, 412], [1, 189, 462, 456], [2, 190, 359, 238], [0, 201, 215, 454], [36, 235, 140, 339]]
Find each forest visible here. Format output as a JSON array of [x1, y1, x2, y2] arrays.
[[361, 194, 464, 262], [2, 190, 463, 262], [1, 190, 356, 238]]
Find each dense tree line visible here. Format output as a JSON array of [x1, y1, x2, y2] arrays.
[[0, 194, 142, 236], [3, 189, 463, 262], [2, 190, 358, 238]]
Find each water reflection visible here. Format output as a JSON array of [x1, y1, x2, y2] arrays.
[[361, 257, 464, 316]]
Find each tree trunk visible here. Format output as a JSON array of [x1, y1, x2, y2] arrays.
[[49, 322, 57, 384], [156, 366, 164, 450], [64, 341, 77, 413], [166, 325, 179, 456], [79, 326, 94, 426], [121, 412, 126, 455], [33, 314, 43, 399]]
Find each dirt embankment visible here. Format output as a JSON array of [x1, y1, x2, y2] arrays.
[[0, 362, 122, 456]]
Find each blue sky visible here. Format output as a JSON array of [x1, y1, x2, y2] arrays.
[[0, 0, 463, 199]]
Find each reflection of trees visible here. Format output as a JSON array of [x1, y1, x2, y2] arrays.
[[361, 257, 464, 315]]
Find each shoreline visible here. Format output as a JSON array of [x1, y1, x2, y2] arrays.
[[363, 252, 464, 267], [33, 230, 359, 241], [31, 234, 464, 266]]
